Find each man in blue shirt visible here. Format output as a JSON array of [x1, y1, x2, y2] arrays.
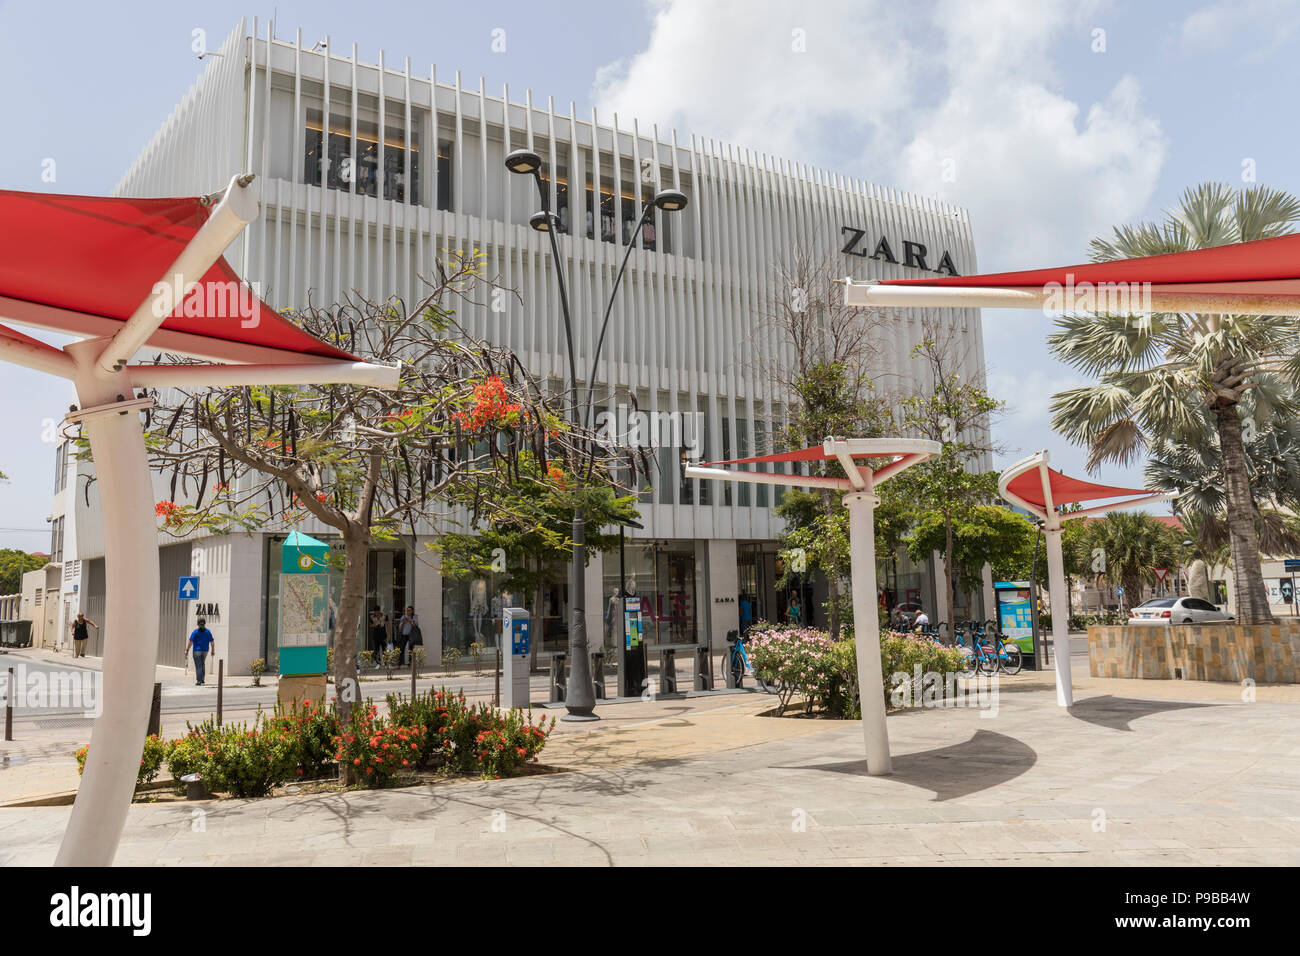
[[187, 618, 215, 686]]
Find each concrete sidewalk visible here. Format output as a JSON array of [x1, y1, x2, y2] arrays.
[[4, 668, 1299, 865]]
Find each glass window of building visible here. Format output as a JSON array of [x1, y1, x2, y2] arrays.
[[303, 100, 427, 205]]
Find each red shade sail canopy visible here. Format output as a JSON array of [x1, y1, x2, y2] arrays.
[[1003, 465, 1150, 510], [0, 189, 356, 362], [879, 231, 1300, 297]]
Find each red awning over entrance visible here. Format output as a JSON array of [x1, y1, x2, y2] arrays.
[[1003, 465, 1150, 509], [879, 231, 1300, 294], [0, 190, 356, 361]]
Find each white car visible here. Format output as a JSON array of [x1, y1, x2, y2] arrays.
[[1128, 596, 1234, 625]]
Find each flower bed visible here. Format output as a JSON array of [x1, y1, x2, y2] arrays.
[[74, 687, 556, 800]]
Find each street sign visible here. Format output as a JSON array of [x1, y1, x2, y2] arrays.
[[177, 576, 199, 601], [1154, 568, 1169, 583], [1285, 559, 1300, 571]]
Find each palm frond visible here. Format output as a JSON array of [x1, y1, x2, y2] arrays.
[[1234, 185, 1300, 241]]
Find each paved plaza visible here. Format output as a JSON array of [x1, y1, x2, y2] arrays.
[[3, 650, 1298, 866]]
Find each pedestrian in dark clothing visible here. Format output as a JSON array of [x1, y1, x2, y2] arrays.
[[70, 612, 98, 658]]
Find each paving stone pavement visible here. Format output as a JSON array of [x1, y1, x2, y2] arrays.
[[3, 675, 1299, 866]]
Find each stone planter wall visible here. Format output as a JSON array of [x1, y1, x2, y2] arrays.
[[1089, 621, 1300, 683]]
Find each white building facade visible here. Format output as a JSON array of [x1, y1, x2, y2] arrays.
[[63, 19, 988, 674]]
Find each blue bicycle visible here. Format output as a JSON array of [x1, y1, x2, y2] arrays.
[[721, 632, 768, 690]]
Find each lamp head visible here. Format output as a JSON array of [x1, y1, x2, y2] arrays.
[[528, 211, 552, 232], [505, 149, 544, 175], [652, 188, 688, 212]]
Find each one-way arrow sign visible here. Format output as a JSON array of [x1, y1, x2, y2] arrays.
[[178, 576, 200, 600]]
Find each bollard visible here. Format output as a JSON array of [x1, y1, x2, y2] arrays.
[[410, 648, 417, 698], [494, 646, 501, 708], [660, 648, 678, 695], [4, 666, 12, 741], [695, 644, 711, 691], [549, 652, 567, 703], [216, 659, 224, 727], [591, 652, 606, 699], [147, 681, 161, 737]]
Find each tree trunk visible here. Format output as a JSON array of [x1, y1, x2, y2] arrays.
[[1214, 403, 1274, 623], [822, 489, 840, 640], [943, 514, 956, 631], [333, 526, 370, 760], [1189, 559, 1211, 601]]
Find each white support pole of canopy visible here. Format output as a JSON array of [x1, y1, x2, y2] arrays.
[[997, 450, 1174, 709], [42, 175, 399, 867], [685, 436, 939, 774], [55, 339, 161, 866]]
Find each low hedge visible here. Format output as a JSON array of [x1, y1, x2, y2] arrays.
[[746, 626, 967, 719], [73, 687, 556, 798]]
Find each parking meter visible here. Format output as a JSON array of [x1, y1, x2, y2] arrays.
[[502, 607, 530, 710], [620, 596, 647, 698]]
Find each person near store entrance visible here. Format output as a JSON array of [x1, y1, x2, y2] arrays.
[[786, 591, 802, 626], [369, 608, 390, 661], [186, 618, 215, 686], [70, 612, 97, 658], [398, 605, 420, 666]]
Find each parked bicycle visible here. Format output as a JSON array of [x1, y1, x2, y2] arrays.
[[954, 620, 1023, 676], [721, 632, 768, 690]]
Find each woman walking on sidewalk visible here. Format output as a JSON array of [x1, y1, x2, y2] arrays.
[[69, 612, 97, 657]]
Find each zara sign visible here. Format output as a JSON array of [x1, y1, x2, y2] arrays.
[[840, 226, 960, 276]]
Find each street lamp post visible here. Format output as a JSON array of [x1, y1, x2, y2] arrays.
[[505, 148, 687, 720]]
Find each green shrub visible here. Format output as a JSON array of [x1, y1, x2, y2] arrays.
[[386, 687, 465, 767], [333, 702, 425, 787], [267, 697, 339, 779], [202, 720, 298, 798], [249, 657, 267, 687], [75, 734, 168, 787], [475, 709, 556, 778], [745, 627, 837, 715], [163, 731, 211, 793], [381, 646, 402, 678]]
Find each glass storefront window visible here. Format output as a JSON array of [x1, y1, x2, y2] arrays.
[[440, 565, 570, 654], [601, 541, 698, 647]]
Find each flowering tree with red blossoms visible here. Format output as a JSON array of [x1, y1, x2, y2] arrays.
[[121, 253, 635, 751]]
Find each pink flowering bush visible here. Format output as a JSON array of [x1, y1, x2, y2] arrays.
[[745, 627, 838, 716]]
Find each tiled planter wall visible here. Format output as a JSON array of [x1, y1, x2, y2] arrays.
[[1089, 621, 1300, 683]]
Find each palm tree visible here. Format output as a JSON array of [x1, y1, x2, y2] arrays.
[[1084, 511, 1181, 608], [1050, 183, 1300, 623]]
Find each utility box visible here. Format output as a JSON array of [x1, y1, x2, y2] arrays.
[[502, 607, 530, 710]]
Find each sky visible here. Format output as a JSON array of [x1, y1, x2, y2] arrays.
[[3, 0, 1299, 552]]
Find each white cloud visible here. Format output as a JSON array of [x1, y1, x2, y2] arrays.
[[594, 0, 1169, 483], [1179, 0, 1300, 58], [594, 0, 1167, 269]]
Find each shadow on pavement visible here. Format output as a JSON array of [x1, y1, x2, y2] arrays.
[[779, 729, 1036, 801], [1067, 694, 1215, 732]]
